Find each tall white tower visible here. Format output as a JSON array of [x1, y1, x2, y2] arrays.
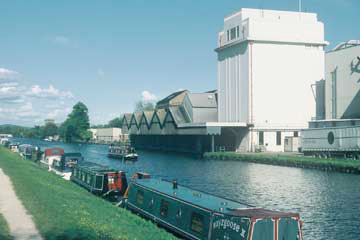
[[216, 8, 327, 151]]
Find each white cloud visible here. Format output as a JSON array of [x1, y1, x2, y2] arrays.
[[0, 68, 20, 80], [53, 36, 70, 46], [141, 90, 157, 102], [27, 85, 74, 99], [46, 107, 72, 119]]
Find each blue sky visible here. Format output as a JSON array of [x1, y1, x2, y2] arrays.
[[0, 0, 359, 126]]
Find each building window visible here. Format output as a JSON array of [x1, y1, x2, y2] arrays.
[[230, 27, 236, 40], [136, 190, 144, 205], [294, 131, 299, 137], [236, 26, 240, 38], [259, 131, 264, 145], [227, 30, 229, 41], [160, 200, 169, 217], [276, 131, 281, 146], [190, 212, 204, 234], [331, 68, 337, 119]]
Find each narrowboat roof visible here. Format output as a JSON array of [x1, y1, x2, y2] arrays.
[[133, 178, 253, 215], [77, 161, 121, 174], [44, 148, 64, 156]]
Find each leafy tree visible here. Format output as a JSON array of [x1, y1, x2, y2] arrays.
[[134, 101, 155, 112], [60, 102, 91, 143], [108, 116, 123, 128], [42, 122, 58, 138]]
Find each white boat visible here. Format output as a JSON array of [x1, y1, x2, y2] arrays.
[[40, 148, 64, 168]]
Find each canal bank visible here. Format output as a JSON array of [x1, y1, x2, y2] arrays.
[[0, 147, 175, 240], [204, 152, 360, 174], [0, 214, 13, 240]]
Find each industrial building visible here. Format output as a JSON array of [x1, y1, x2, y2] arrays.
[[315, 40, 360, 120], [121, 8, 330, 154], [216, 8, 327, 152], [300, 41, 360, 156]]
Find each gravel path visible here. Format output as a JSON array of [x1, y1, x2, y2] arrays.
[[0, 168, 43, 240]]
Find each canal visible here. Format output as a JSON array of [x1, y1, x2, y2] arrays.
[[14, 138, 360, 240]]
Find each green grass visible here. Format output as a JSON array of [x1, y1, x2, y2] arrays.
[[204, 152, 360, 174], [0, 147, 176, 240], [0, 213, 13, 240]]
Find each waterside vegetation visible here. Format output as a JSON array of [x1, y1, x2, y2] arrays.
[[204, 152, 360, 174], [0, 147, 176, 240]]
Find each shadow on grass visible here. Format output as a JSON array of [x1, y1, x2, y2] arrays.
[[0, 233, 13, 240]]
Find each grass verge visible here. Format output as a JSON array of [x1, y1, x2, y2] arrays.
[[204, 152, 360, 174], [0, 213, 13, 240], [0, 147, 176, 240]]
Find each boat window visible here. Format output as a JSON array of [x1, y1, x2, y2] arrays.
[[149, 198, 154, 209], [190, 212, 204, 234], [160, 200, 169, 217], [136, 190, 144, 205], [176, 209, 182, 219], [95, 175, 103, 189]]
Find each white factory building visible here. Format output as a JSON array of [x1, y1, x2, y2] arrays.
[[216, 8, 328, 152]]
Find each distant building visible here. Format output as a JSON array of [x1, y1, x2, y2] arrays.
[[121, 90, 247, 155], [216, 8, 327, 152], [89, 128, 128, 143]]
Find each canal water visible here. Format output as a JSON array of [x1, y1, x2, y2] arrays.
[[13, 138, 360, 240]]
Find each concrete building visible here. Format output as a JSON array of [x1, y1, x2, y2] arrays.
[[216, 8, 327, 151], [321, 41, 360, 120], [89, 128, 129, 143]]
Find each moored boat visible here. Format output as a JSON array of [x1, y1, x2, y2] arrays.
[[18, 144, 37, 160], [40, 148, 64, 168], [8, 143, 19, 153], [50, 153, 83, 180], [71, 161, 128, 201], [125, 178, 303, 240], [108, 145, 138, 161], [0, 138, 10, 147]]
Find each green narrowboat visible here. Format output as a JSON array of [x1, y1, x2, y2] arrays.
[[71, 161, 128, 200], [126, 178, 303, 240]]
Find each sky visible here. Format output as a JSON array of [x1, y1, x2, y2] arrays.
[[0, 0, 359, 126]]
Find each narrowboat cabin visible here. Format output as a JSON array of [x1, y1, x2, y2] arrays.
[[40, 148, 64, 168], [71, 162, 128, 201], [8, 143, 19, 153], [0, 138, 10, 147], [126, 178, 303, 240], [108, 145, 138, 161], [19, 144, 36, 160], [50, 153, 83, 180]]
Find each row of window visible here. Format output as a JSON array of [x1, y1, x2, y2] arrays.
[[258, 131, 298, 146], [136, 190, 204, 235]]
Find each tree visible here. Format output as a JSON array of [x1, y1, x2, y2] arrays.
[[134, 101, 155, 112], [60, 102, 91, 143], [42, 122, 58, 138], [108, 116, 123, 128]]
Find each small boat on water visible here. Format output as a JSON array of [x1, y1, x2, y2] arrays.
[[50, 153, 83, 180], [125, 177, 303, 240], [40, 148, 64, 168], [71, 161, 128, 201], [108, 145, 138, 161]]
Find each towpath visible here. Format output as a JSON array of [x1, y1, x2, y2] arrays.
[[0, 168, 43, 240]]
